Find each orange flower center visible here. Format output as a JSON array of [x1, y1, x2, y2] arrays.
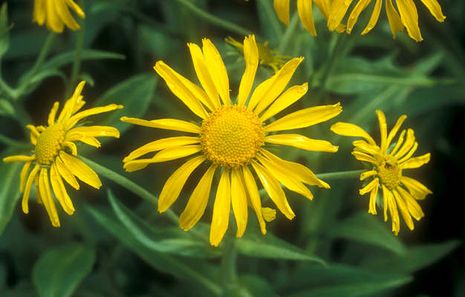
[[35, 124, 65, 165], [377, 155, 402, 190]]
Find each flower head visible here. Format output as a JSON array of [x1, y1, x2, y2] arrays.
[[122, 35, 342, 246], [3, 82, 123, 227], [331, 110, 432, 235], [328, 0, 446, 42], [33, 0, 85, 33]]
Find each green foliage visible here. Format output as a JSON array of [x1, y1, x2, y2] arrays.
[[0, 162, 21, 234]]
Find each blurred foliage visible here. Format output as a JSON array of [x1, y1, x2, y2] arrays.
[[0, 0, 464, 296]]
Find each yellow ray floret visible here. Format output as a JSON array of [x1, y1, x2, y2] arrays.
[[331, 110, 432, 235], [121, 35, 342, 246], [3, 81, 123, 227], [33, 0, 85, 33]]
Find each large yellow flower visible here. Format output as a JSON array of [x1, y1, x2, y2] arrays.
[[33, 0, 85, 33], [327, 0, 446, 42], [274, 0, 334, 36], [122, 35, 342, 246], [3, 82, 122, 227], [331, 110, 432, 235]]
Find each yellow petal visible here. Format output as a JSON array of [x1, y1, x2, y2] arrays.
[[386, 189, 400, 235], [242, 166, 267, 235], [251, 161, 295, 220], [237, 35, 259, 106], [392, 189, 414, 231], [59, 152, 102, 189], [158, 156, 205, 213], [266, 134, 338, 153], [66, 0, 85, 18], [346, 0, 372, 33], [22, 165, 40, 214], [368, 179, 379, 215], [397, 186, 424, 220], [330, 122, 376, 144], [262, 207, 277, 222], [154, 61, 208, 118], [45, 0, 64, 32], [56, 156, 80, 190], [231, 168, 248, 238], [359, 177, 379, 195], [400, 153, 430, 169], [393, 129, 415, 158], [68, 126, 120, 140], [179, 165, 217, 231], [67, 134, 101, 148], [50, 163, 75, 215], [120, 116, 201, 134], [265, 103, 342, 132], [386, 0, 404, 38], [48, 102, 60, 126], [38, 168, 60, 227], [420, 0, 446, 22], [353, 140, 380, 156], [376, 110, 388, 151], [274, 0, 290, 25], [67, 104, 123, 128], [55, 0, 80, 30], [390, 130, 406, 156], [210, 169, 231, 246], [361, 0, 382, 35], [401, 176, 432, 200], [63, 141, 78, 156], [396, 0, 423, 42], [58, 81, 86, 122], [397, 142, 419, 164], [360, 170, 377, 181], [3, 155, 35, 163], [297, 0, 317, 36], [386, 114, 407, 148], [352, 151, 378, 164], [19, 162, 32, 193], [33, 0, 46, 25], [328, 0, 353, 31], [202, 39, 230, 105], [260, 83, 308, 122]]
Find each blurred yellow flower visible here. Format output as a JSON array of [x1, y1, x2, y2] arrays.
[[331, 110, 432, 235], [33, 0, 85, 33], [225, 36, 290, 72], [328, 0, 446, 42], [3, 82, 122, 227], [122, 35, 342, 246]]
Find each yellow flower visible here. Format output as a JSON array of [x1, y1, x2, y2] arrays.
[[274, 0, 338, 36], [225, 36, 290, 73], [33, 0, 85, 33], [328, 0, 446, 42], [3, 82, 123, 227], [331, 110, 432, 235], [122, 35, 342, 246]]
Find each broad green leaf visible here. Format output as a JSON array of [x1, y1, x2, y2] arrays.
[[329, 211, 406, 255], [107, 190, 219, 258], [236, 232, 325, 264], [363, 240, 460, 274], [96, 74, 157, 134], [0, 162, 21, 234], [86, 206, 222, 295], [0, 3, 9, 58], [0, 99, 14, 116], [239, 275, 280, 297], [32, 243, 96, 297]]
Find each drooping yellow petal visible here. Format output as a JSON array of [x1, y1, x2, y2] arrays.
[[158, 156, 205, 213], [397, 186, 424, 220], [33, 0, 46, 25], [330, 122, 376, 144], [19, 162, 32, 193], [202, 38, 230, 105], [297, 0, 317, 36], [22, 165, 40, 214], [50, 163, 75, 215], [386, 0, 404, 38], [352, 151, 378, 164], [353, 140, 380, 156], [266, 134, 338, 152], [265, 103, 342, 132], [274, 0, 290, 25], [346, 0, 372, 33], [359, 177, 379, 195], [361, 0, 382, 35], [55, 156, 80, 190], [420, 0, 446, 22], [360, 170, 377, 181], [231, 168, 248, 238], [120, 117, 201, 134], [38, 168, 60, 227], [3, 155, 36, 163], [210, 169, 231, 246], [66, 104, 123, 128], [55, 0, 80, 30], [260, 83, 308, 122], [401, 176, 432, 200], [242, 166, 267, 235], [44, 0, 64, 32], [179, 165, 217, 231], [396, 0, 423, 42], [368, 178, 379, 215], [59, 152, 102, 189], [251, 161, 295, 220], [154, 61, 208, 119], [400, 153, 430, 169], [68, 126, 120, 140], [386, 188, 400, 235], [392, 189, 414, 230], [237, 35, 259, 106], [328, 0, 353, 31]]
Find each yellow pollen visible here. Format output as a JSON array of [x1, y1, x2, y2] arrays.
[[377, 156, 402, 190], [200, 105, 264, 167], [35, 124, 65, 166]]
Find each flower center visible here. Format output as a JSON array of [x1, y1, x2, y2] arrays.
[[35, 124, 65, 166], [200, 105, 264, 167], [377, 156, 402, 190]]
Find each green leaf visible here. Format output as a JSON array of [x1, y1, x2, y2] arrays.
[[0, 162, 21, 234], [239, 275, 280, 297], [363, 240, 460, 274], [96, 74, 157, 134], [0, 98, 14, 116], [329, 211, 406, 255], [40, 49, 125, 70], [32, 243, 96, 297], [236, 232, 325, 264], [0, 3, 10, 58]]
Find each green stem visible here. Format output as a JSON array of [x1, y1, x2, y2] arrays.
[[68, 20, 85, 95], [221, 237, 238, 294], [173, 0, 250, 36], [278, 13, 299, 53], [316, 169, 364, 180], [81, 157, 179, 224]]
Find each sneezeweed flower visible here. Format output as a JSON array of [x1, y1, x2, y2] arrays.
[[3, 82, 123, 227], [33, 0, 85, 33], [122, 35, 342, 246], [328, 0, 446, 42], [225, 36, 290, 72], [274, 0, 343, 36], [331, 110, 432, 235]]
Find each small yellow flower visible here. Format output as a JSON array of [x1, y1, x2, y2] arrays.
[[225, 36, 290, 72], [33, 0, 85, 33], [274, 0, 339, 36], [328, 0, 446, 42], [3, 82, 123, 227], [122, 35, 342, 246], [331, 110, 432, 235]]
